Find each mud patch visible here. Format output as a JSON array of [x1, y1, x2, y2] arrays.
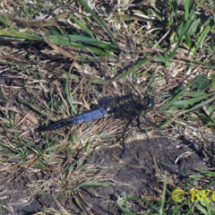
[[84, 137, 207, 214], [2, 138, 207, 215]]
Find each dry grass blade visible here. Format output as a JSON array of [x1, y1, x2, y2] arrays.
[[0, 0, 215, 214]]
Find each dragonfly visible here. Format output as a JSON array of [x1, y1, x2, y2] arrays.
[[42, 94, 154, 131]]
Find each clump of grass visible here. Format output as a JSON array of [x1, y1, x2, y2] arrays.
[[0, 0, 215, 214]]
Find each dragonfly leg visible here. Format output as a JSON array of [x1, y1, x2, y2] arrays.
[[119, 117, 134, 158], [137, 115, 149, 138], [143, 116, 159, 128]]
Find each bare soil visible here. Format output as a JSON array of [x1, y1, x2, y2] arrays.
[[4, 137, 207, 215]]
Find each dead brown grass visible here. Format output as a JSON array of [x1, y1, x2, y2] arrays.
[[0, 0, 215, 214]]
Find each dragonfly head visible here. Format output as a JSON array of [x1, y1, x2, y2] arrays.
[[135, 96, 154, 112]]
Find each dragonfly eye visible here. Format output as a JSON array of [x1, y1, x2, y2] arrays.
[[106, 106, 113, 112]]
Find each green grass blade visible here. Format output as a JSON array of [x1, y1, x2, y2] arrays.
[[47, 34, 119, 51], [79, 0, 118, 45], [161, 86, 189, 112], [0, 15, 13, 27], [47, 34, 117, 59], [0, 30, 41, 40], [112, 58, 153, 81], [70, 16, 95, 38], [17, 96, 47, 117], [193, 25, 211, 56], [178, 95, 215, 115], [65, 76, 77, 115]]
